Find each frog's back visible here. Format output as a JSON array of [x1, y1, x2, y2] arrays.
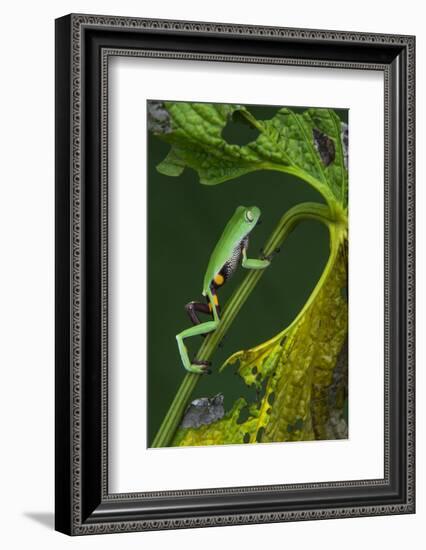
[[202, 208, 247, 295]]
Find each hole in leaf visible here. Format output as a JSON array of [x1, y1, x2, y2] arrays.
[[243, 433, 250, 443], [268, 392, 276, 405], [221, 110, 260, 146], [236, 406, 250, 425], [256, 378, 269, 405], [256, 427, 265, 443], [294, 418, 304, 431]]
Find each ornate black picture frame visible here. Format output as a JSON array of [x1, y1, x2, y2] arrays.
[[55, 13, 415, 535]]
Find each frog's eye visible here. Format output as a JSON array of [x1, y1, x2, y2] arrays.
[[245, 210, 254, 223]]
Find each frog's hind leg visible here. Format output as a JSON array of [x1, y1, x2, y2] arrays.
[[207, 287, 224, 346], [176, 320, 218, 374], [185, 274, 224, 324], [185, 301, 211, 326], [207, 286, 221, 321], [176, 287, 221, 374]]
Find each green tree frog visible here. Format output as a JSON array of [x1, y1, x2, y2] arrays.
[[176, 205, 276, 374]]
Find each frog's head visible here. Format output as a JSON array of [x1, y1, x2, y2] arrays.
[[235, 205, 261, 230]]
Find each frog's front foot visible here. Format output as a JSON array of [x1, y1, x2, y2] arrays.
[[260, 247, 280, 262], [186, 359, 212, 375]]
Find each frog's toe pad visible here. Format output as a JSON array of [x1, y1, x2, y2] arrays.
[[192, 359, 211, 366], [191, 359, 212, 374]]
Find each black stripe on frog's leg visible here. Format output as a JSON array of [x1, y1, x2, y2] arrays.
[[185, 301, 211, 326]]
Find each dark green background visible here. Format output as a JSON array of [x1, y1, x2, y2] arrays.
[[147, 104, 348, 446]]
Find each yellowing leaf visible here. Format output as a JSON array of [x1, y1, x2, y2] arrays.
[[173, 238, 348, 446], [172, 398, 259, 447]]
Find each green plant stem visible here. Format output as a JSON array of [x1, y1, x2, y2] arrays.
[[151, 202, 335, 448]]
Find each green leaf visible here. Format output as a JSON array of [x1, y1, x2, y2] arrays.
[[305, 109, 349, 207], [151, 102, 348, 208]]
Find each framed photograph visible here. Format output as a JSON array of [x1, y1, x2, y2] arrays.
[[55, 14, 415, 535]]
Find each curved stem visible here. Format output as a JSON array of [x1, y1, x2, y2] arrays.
[[151, 202, 336, 448], [242, 217, 343, 361]]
